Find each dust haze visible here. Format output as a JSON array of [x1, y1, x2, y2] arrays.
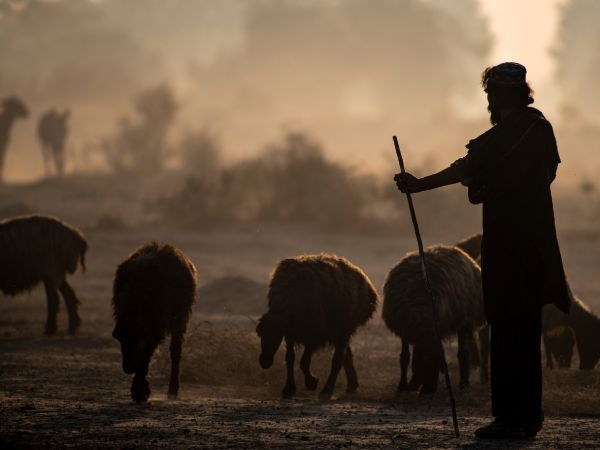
[[1, 0, 600, 448], [2, 0, 493, 178]]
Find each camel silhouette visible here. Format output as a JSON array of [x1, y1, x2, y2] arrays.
[[0, 96, 29, 182], [37, 108, 70, 177]]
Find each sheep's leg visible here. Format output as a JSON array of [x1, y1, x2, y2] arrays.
[[408, 355, 422, 391], [282, 336, 296, 399], [543, 333, 554, 369], [131, 344, 156, 403], [478, 325, 490, 383], [42, 145, 53, 177], [0, 149, 4, 182], [397, 338, 411, 394], [343, 345, 359, 394], [406, 340, 423, 391], [319, 341, 347, 401], [300, 346, 319, 390], [54, 145, 65, 177], [168, 332, 183, 400], [457, 328, 472, 389], [43, 280, 60, 335], [58, 279, 81, 334], [468, 337, 480, 367]]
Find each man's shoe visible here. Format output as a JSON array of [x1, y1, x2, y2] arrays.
[[475, 420, 525, 439], [523, 421, 543, 438]]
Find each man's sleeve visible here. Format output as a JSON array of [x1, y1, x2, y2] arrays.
[[451, 155, 473, 186], [451, 135, 488, 187]]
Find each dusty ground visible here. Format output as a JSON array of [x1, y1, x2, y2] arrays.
[[1, 178, 600, 448], [2, 325, 600, 449]]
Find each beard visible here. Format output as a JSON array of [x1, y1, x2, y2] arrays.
[[487, 101, 501, 125]]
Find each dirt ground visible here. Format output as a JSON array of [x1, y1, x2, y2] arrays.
[[2, 325, 600, 449], [1, 179, 600, 448]]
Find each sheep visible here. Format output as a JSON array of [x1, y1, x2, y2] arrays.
[[455, 232, 482, 260], [0, 214, 87, 335], [569, 296, 600, 369], [453, 233, 599, 370], [111, 242, 197, 403], [382, 245, 488, 395], [256, 253, 378, 400], [454, 233, 484, 366], [543, 295, 600, 370], [542, 321, 575, 369]]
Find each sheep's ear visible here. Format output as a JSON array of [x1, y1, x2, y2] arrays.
[[255, 316, 267, 335]]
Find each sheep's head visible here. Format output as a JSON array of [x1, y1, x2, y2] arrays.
[[2, 96, 28, 119], [112, 321, 143, 374], [578, 334, 600, 370], [256, 313, 284, 369], [546, 326, 575, 368]]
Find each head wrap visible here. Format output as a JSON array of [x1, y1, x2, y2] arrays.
[[482, 62, 527, 91]]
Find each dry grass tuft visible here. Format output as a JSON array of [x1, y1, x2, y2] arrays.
[[156, 318, 279, 389], [156, 317, 600, 415]]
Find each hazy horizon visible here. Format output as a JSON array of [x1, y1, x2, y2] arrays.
[[1, 0, 598, 184]]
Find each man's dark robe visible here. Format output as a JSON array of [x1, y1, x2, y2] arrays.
[[452, 106, 570, 322]]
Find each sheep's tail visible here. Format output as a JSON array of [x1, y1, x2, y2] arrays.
[[70, 232, 88, 273], [80, 245, 87, 273]]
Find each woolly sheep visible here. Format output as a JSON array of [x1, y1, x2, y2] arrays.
[[0, 215, 87, 335], [382, 245, 488, 394], [112, 242, 197, 403], [256, 253, 378, 400]]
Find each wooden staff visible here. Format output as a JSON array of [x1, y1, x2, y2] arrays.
[[393, 135, 460, 438]]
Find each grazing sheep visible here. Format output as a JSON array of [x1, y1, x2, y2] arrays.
[[382, 245, 488, 395], [0, 215, 87, 335], [112, 242, 197, 403], [256, 253, 378, 400], [453, 233, 485, 366], [543, 296, 600, 370], [455, 233, 600, 371], [570, 296, 600, 369], [455, 232, 483, 260], [542, 322, 575, 369]]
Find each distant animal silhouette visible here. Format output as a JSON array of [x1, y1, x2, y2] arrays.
[[0, 97, 29, 182], [37, 108, 69, 177]]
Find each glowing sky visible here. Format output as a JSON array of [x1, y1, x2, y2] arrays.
[[477, 0, 568, 114]]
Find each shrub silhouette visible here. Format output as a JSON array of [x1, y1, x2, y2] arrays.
[[102, 84, 177, 173], [157, 131, 374, 231]]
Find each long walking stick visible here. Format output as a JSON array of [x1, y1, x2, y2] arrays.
[[393, 136, 460, 438]]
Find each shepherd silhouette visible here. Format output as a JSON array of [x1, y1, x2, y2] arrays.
[[395, 62, 570, 439], [0, 96, 29, 183]]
